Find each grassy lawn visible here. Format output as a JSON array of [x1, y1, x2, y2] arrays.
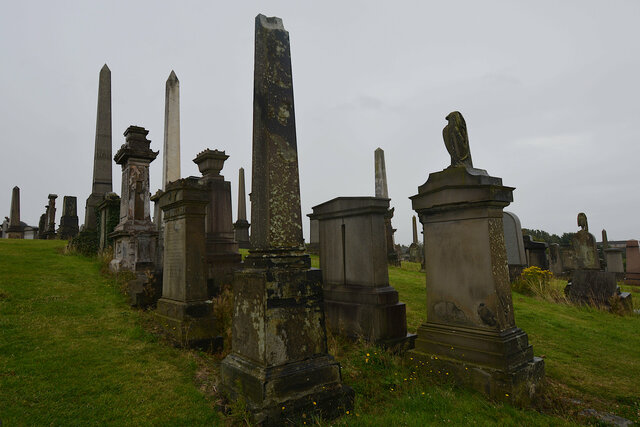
[[1, 241, 639, 425]]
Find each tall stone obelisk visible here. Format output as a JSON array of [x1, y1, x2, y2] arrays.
[[163, 71, 180, 189], [7, 186, 24, 239], [232, 167, 250, 248], [221, 14, 353, 425], [85, 64, 112, 230], [374, 148, 399, 266]]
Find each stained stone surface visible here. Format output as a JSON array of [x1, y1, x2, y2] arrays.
[[45, 194, 58, 240], [374, 148, 400, 266], [503, 211, 527, 280], [549, 243, 564, 276], [109, 126, 158, 274], [221, 14, 353, 425], [625, 240, 640, 286], [7, 186, 24, 239], [85, 64, 112, 230], [309, 196, 415, 348], [97, 192, 120, 251], [523, 235, 549, 270], [155, 177, 219, 348], [408, 117, 543, 405], [565, 270, 631, 312], [571, 229, 600, 270], [604, 248, 624, 280], [194, 149, 241, 297], [233, 167, 250, 249], [58, 196, 79, 240]]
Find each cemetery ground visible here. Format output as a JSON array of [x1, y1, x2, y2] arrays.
[[1, 240, 639, 426]]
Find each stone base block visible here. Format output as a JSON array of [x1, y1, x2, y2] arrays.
[[6, 232, 24, 239], [155, 298, 221, 350], [323, 284, 415, 350], [221, 353, 354, 426], [624, 272, 640, 286], [408, 351, 545, 406], [126, 271, 162, 308], [206, 252, 242, 297]]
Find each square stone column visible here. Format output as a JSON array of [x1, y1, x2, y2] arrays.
[[410, 164, 544, 405], [109, 126, 158, 274], [309, 196, 415, 349], [45, 194, 58, 240], [193, 149, 241, 297], [155, 177, 219, 349]]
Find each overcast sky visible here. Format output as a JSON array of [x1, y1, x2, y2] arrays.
[[1, 1, 639, 244]]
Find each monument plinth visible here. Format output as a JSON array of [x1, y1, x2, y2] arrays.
[[220, 14, 353, 425], [408, 111, 544, 405]]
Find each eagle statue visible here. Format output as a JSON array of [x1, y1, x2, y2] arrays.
[[442, 111, 473, 168]]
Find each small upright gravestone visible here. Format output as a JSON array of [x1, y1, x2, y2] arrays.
[[409, 111, 544, 404], [58, 196, 79, 240], [220, 14, 353, 425], [309, 197, 415, 348], [624, 240, 640, 286], [155, 177, 219, 349], [193, 149, 242, 297], [7, 186, 24, 239], [502, 211, 527, 281]]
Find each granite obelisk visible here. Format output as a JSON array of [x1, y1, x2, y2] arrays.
[[221, 14, 353, 425], [85, 64, 112, 230], [7, 186, 24, 239], [374, 148, 400, 266], [232, 167, 250, 248], [162, 71, 180, 189]]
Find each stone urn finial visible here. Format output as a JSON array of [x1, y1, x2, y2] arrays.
[[193, 149, 229, 178]]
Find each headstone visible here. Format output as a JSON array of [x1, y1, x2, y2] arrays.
[[220, 15, 353, 425], [374, 147, 400, 266], [523, 235, 549, 270], [565, 270, 631, 312], [7, 186, 24, 239], [45, 194, 58, 240], [408, 215, 422, 264], [232, 167, 250, 249], [604, 248, 624, 280], [96, 192, 120, 251], [309, 197, 415, 348], [58, 196, 79, 240], [408, 111, 544, 404], [155, 177, 219, 348], [549, 243, 564, 276], [109, 126, 158, 274], [502, 211, 527, 280], [570, 212, 600, 270], [624, 240, 640, 286], [193, 149, 242, 297], [84, 64, 112, 231]]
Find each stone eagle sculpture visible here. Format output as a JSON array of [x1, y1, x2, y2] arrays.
[[443, 111, 473, 168]]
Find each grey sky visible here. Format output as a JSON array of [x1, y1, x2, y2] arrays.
[[1, 1, 639, 244]]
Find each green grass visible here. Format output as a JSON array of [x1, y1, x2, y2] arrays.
[[2, 241, 639, 425]]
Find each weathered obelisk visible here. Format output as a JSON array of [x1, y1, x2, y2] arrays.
[[7, 186, 24, 239], [221, 14, 353, 425], [85, 64, 112, 230], [232, 167, 250, 248], [374, 148, 400, 266], [163, 71, 180, 189], [412, 215, 418, 244]]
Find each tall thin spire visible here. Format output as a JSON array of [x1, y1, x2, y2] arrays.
[[237, 167, 246, 221], [162, 70, 181, 189], [374, 147, 388, 198]]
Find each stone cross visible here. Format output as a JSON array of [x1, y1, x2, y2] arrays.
[[162, 70, 180, 189], [233, 167, 250, 248], [85, 64, 112, 230]]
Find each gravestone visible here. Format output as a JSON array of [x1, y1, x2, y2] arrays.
[[565, 270, 632, 313], [549, 243, 564, 276], [502, 211, 527, 281], [7, 186, 24, 239], [220, 15, 353, 425], [523, 235, 549, 270], [45, 194, 58, 240], [571, 213, 599, 270], [375, 148, 400, 266], [232, 167, 250, 249], [37, 212, 47, 240], [109, 126, 158, 274], [408, 111, 544, 404], [309, 197, 415, 348], [96, 192, 120, 251], [604, 248, 624, 280], [155, 177, 219, 348], [308, 218, 319, 253], [408, 215, 423, 264], [85, 64, 113, 230], [58, 196, 79, 240], [193, 149, 241, 297], [624, 240, 640, 286]]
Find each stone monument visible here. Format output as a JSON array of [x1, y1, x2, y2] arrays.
[[193, 149, 242, 297], [408, 216, 422, 264], [97, 192, 120, 251], [37, 211, 47, 240], [409, 111, 544, 404], [604, 248, 624, 280], [6, 186, 24, 239], [155, 177, 219, 348], [502, 211, 527, 281], [308, 217, 319, 253], [523, 235, 549, 270], [375, 148, 400, 266], [58, 196, 79, 240], [624, 240, 640, 286], [309, 196, 415, 348], [220, 15, 353, 425], [45, 194, 58, 240], [232, 167, 250, 249], [570, 213, 599, 270], [84, 64, 112, 230], [109, 126, 158, 274], [549, 243, 564, 276]]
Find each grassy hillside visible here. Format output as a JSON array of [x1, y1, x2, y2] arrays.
[[1, 241, 638, 425]]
